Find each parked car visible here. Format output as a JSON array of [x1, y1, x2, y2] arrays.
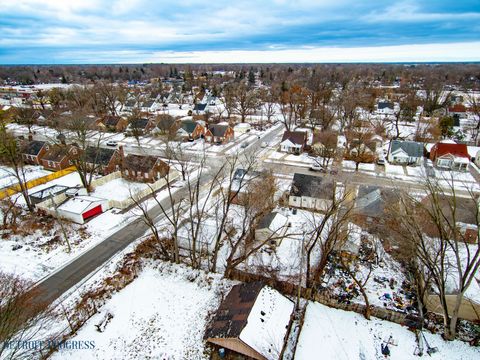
[[241, 142, 249, 149], [106, 140, 118, 147], [309, 165, 325, 172], [376, 157, 385, 166], [261, 141, 269, 148]]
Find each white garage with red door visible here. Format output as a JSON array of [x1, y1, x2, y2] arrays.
[[57, 195, 110, 224]]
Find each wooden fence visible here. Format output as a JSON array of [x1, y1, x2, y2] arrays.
[[228, 268, 411, 326]]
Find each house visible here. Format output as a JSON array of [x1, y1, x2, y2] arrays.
[[204, 124, 234, 144], [447, 104, 468, 119], [279, 131, 307, 154], [387, 140, 424, 166], [289, 173, 335, 211], [40, 145, 78, 171], [122, 154, 169, 183], [176, 119, 205, 141], [83, 146, 123, 175], [96, 115, 128, 132], [429, 142, 470, 171], [376, 101, 395, 115], [205, 282, 294, 360], [354, 185, 397, 223], [123, 99, 137, 112], [193, 102, 208, 114], [21, 140, 49, 165], [56, 195, 109, 224], [140, 99, 159, 113], [29, 185, 69, 205], [255, 211, 289, 246], [126, 117, 156, 136]]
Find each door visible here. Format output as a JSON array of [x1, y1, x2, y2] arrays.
[[82, 204, 102, 220]]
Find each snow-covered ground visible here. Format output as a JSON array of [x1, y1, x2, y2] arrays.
[[52, 262, 232, 360], [92, 178, 149, 201], [0, 165, 50, 189], [0, 176, 182, 282], [296, 302, 480, 360]]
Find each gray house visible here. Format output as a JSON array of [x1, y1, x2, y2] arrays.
[[387, 140, 424, 166]]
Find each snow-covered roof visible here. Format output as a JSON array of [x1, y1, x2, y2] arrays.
[[258, 212, 288, 233], [58, 195, 105, 214], [239, 286, 294, 360]]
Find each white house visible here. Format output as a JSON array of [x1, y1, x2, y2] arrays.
[[289, 173, 335, 212], [280, 131, 307, 154], [387, 140, 424, 166]]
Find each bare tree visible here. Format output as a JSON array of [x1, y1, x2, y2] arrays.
[[0, 272, 57, 360], [303, 183, 354, 288], [0, 123, 34, 212], [392, 177, 480, 340]]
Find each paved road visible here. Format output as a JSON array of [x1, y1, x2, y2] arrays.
[[33, 183, 192, 305], [32, 125, 284, 305]]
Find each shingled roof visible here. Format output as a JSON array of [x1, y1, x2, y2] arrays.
[[84, 147, 116, 166], [281, 131, 307, 145], [205, 282, 263, 339], [123, 154, 162, 173], [209, 124, 230, 137], [22, 140, 46, 156], [389, 140, 424, 158], [290, 173, 334, 199]]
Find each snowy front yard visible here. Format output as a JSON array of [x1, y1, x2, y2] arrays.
[[52, 262, 233, 360], [296, 302, 480, 360]]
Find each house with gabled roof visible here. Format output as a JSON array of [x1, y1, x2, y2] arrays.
[[205, 124, 234, 144], [205, 282, 294, 360], [83, 146, 124, 175], [176, 119, 205, 141], [280, 131, 307, 154], [125, 117, 156, 136], [387, 140, 424, 166], [122, 154, 169, 183], [96, 115, 128, 132], [193, 102, 208, 114], [289, 173, 335, 211], [21, 140, 49, 165], [40, 144, 78, 171], [429, 142, 470, 171]]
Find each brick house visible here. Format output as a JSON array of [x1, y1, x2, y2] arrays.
[[21, 140, 49, 165], [126, 117, 157, 136], [204, 124, 234, 144], [83, 146, 124, 175], [122, 154, 169, 183], [40, 145, 78, 171], [176, 119, 205, 141]]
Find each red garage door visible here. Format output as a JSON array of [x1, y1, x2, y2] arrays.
[[82, 204, 103, 220]]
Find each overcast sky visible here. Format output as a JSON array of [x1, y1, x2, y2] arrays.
[[1, 0, 479, 64]]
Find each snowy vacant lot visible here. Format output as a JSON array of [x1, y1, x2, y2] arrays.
[[296, 302, 480, 360], [92, 178, 149, 201], [53, 263, 232, 360]]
